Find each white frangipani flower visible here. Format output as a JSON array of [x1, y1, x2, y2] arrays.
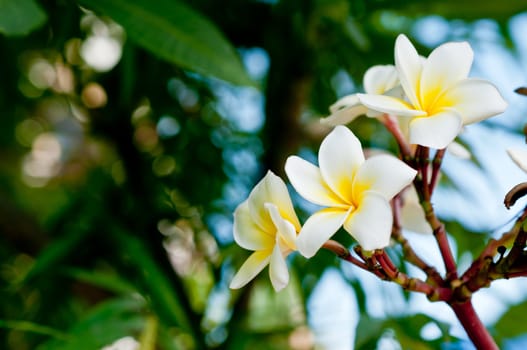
[[358, 34, 508, 149], [401, 185, 432, 234], [101, 336, 139, 350], [507, 148, 527, 173], [285, 126, 417, 257], [322, 65, 401, 126], [230, 171, 301, 292]]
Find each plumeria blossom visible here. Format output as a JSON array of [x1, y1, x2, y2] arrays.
[[400, 186, 432, 234], [230, 171, 301, 292], [322, 64, 401, 126], [285, 126, 417, 257], [323, 63, 472, 159], [357, 34, 507, 149], [507, 148, 527, 173]]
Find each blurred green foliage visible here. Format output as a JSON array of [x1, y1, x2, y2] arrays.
[[1, 0, 527, 349]]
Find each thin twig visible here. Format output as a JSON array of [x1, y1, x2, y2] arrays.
[[322, 240, 369, 270], [416, 146, 431, 201], [413, 146, 458, 281], [375, 251, 452, 301], [381, 114, 412, 159], [429, 148, 445, 194], [391, 196, 444, 285]]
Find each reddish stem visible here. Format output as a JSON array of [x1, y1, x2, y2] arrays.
[[322, 240, 369, 270], [434, 225, 458, 280], [392, 196, 445, 285], [381, 114, 412, 159], [412, 146, 458, 280], [375, 251, 452, 301], [416, 146, 431, 200], [429, 148, 445, 194], [502, 270, 527, 278], [451, 301, 498, 350]]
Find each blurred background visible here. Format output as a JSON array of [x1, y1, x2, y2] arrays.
[[2, 0, 527, 349]]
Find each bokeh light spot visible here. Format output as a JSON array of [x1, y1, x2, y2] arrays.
[[134, 123, 159, 152], [81, 82, 108, 109], [81, 35, 122, 72], [157, 116, 181, 138], [22, 132, 62, 187], [15, 118, 45, 147], [152, 155, 176, 177], [28, 59, 55, 89]]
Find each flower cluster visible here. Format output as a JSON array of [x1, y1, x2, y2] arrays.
[[230, 126, 415, 291], [230, 34, 508, 292], [325, 34, 507, 150]]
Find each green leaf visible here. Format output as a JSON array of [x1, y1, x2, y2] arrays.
[[78, 0, 254, 86], [110, 226, 197, 340], [38, 297, 146, 350], [398, 0, 527, 20], [494, 300, 527, 344], [444, 221, 487, 260], [0, 320, 69, 340], [63, 267, 138, 295], [0, 0, 47, 36], [138, 315, 158, 350], [21, 223, 91, 284], [355, 313, 451, 350]]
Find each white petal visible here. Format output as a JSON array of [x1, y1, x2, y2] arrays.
[[285, 156, 344, 207], [343, 192, 392, 251], [409, 110, 463, 149], [329, 94, 361, 113], [358, 94, 427, 118], [230, 250, 271, 289], [319, 126, 364, 202], [395, 115, 411, 141], [447, 141, 471, 159], [353, 154, 417, 201], [296, 208, 350, 258], [264, 171, 301, 230], [265, 203, 297, 250], [363, 65, 399, 94], [248, 171, 301, 233], [234, 201, 275, 250], [322, 104, 368, 126], [401, 186, 432, 234], [384, 85, 406, 100], [269, 243, 289, 291], [401, 201, 432, 234], [436, 78, 508, 125], [394, 34, 422, 108], [507, 148, 527, 173], [420, 41, 473, 106]]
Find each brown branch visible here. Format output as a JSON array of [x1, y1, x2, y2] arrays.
[[450, 301, 499, 350], [461, 231, 516, 286], [504, 182, 527, 209], [415, 183, 458, 280], [391, 195, 444, 286], [459, 208, 527, 296], [412, 146, 458, 281], [415, 146, 431, 200], [381, 114, 412, 159], [322, 240, 369, 271], [429, 148, 445, 194], [375, 251, 452, 302]]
